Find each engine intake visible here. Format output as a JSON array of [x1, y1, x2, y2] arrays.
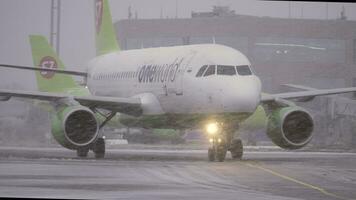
[[64, 109, 98, 146], [51, 106, 99, 149], [267, 106, 314, 149]]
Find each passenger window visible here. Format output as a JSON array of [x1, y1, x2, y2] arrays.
[[196, 65, 208, 77], [236, 65, 252, 76], [204, 65, 216, 77], [217, 65, 236, 76]]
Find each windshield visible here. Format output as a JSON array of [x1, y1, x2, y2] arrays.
[[217, 65, 236, 76], [195, 65, 208, 77], [236, 65, 252, 76], [196, 65, 253, 77], [203, 65, 216, 76]]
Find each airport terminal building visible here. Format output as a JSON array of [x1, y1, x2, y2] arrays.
[[115, 7, 356, 93]]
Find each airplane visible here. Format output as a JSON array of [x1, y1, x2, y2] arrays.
[[1, 0, 356, 161]]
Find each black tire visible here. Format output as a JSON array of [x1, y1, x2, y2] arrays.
[[230, 138, 243, 159], [208, 147, 215, 161], [93, 138, 105, 159], [216, 145, 227, 162], [77, 147, 89, 158]]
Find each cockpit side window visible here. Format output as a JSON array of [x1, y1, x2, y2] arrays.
[[195, 65, 208, 77], [236, 65, 252, 76], [203, 65, 216, 76], [217, 65, 236, 76]]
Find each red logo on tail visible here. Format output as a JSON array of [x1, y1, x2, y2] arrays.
[[39, 56, 57, 79]]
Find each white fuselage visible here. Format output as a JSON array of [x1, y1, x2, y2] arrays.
[[86, 44, 261, 119]]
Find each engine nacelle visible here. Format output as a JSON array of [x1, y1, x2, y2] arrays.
[[51, 106, 99, 149], [266, 106, 314, 150]]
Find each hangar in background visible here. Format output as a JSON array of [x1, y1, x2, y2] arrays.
[[114, 6, 356, 93]]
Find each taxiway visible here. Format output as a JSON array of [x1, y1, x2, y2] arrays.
[[0, 146, 355, 200]]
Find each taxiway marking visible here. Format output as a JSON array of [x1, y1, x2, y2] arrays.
[[245, 162, 354, 200]]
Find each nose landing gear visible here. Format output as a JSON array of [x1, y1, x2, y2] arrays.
[[208, 137, 227, 162], [206, 123, 243, 162]]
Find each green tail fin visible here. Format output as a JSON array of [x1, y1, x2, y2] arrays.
[[29, 35, 81, 93], [95, 0, 120, 56]]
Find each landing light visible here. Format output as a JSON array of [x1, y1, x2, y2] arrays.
[[209, 138, 214, 143], [206, 123, 219, 135]]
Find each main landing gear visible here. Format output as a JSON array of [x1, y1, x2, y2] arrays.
[[92, 137, 106, 159], [76, 137, 106, 159], [206, 123, 243, 162], [76, 110, 116, 159], [77, 146, 89, 158], [229, 138, 243, 159]]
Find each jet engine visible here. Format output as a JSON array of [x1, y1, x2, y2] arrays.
[[51, 106, 99, 149], [266, 106, 314, 149]]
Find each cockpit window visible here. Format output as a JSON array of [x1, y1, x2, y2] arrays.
[[203, 65, 216, 76], [236, 65, 252, 76], [195, 65, 208, 77], [217, 65, 236, 76]]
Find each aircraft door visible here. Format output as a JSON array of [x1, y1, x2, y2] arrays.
[[172, 50, 197, 96]]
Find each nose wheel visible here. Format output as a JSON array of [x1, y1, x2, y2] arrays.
[[208, 137, 227, 162], [208, 147, 215, 161], [206, 123, 243, 162]]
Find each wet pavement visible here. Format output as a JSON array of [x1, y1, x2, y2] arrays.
[[0, 146, 355, 200]]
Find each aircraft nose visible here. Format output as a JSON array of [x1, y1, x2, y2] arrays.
[[221, 76, 261, 113]]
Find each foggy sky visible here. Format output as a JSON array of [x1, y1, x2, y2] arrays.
[[1, 0, 356, 90]]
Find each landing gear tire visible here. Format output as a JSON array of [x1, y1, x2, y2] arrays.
[[77, 147, 89, 158], [208, 140, 227, 162], [93, 138, 105, 159], [208, 147, 215, 161], [230, 138, 243, 160], [216, 145, 227, 162]]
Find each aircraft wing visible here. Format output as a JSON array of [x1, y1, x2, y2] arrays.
[[0, 89, 142, 116], [261, 87, 356, 103], [0, 64, 87, 77]]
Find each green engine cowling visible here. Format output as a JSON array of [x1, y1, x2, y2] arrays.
[[51, 105, 99, 150], [266, 106, 314, 150]]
